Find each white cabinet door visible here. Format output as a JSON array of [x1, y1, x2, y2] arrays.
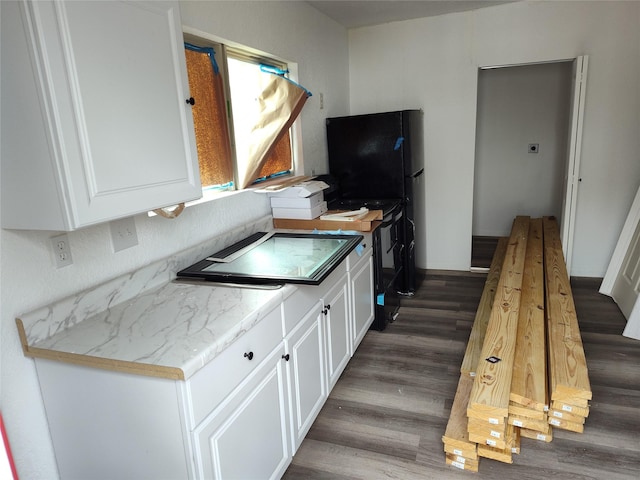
[[1, 0, 201, 230], [323, 274, 351, 390], [194, 345, 291, 480], [284, 302, 327, 452], [350, 254, 375, 354]]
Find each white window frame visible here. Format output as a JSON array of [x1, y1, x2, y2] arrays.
[[182, 29, 305, 201]]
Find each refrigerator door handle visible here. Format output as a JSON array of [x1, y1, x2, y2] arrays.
[[410, 168, 424, 179]]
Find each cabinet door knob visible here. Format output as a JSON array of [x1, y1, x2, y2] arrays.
[[282, 354, 290, 361], [322, 308, 328, 315], [325, 304, 331, 311], [186, 97, 195, 105], [243, 351, 254, 360]]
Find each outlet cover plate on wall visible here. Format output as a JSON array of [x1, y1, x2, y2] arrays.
[[110, 217, 138, 252]]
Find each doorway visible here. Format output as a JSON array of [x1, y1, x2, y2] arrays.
[[471, 61, 575, 270]]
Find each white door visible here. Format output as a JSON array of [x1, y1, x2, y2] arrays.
[[600, 183, 640, 339], [560, 56, 589, 273], [611, 221, 640, 317]]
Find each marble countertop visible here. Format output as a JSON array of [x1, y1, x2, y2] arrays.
[[19, 280, 295, 380]]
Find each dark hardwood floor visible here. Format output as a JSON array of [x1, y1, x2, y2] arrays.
[[471, 236, 501, 269], [282, 271, 640, 479]]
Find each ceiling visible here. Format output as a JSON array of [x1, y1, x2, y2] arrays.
[[306, 0, 516, 28]]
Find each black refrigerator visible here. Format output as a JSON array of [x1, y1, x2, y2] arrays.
[[326, 109, 424, 297]]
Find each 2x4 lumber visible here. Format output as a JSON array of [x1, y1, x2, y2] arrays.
[[468, 216, 529, 419], [543, 217, 592, 402], [442, 375, 478, 453], [461, 237, 508, 377], [510, 218, 547, 411]]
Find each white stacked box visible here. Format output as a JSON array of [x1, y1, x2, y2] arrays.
[[268, 181, 328, 219]]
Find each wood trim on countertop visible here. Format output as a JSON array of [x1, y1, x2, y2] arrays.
[[15, 318, 185, 380]]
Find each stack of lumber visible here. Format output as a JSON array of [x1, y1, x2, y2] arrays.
[[442, 375, 480, 472], [466, 216, 529, 460], [543, 216, 592, 432], [442, 215, 591, 472], [507, 218, 551, 440]]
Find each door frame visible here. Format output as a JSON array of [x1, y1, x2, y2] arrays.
[[473, 55, 588, 273]]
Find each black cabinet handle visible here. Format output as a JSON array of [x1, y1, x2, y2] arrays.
[[282, 354, 290, 361], [325, 304, 331, 311], [244, 351, 254, 360], [186, 97, 195, 105], [322, 308, 328, 315]]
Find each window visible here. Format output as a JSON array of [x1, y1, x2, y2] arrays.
[[184, 37, 310, 191]]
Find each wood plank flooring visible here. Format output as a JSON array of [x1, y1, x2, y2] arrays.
[[282, 272, 640, 480]]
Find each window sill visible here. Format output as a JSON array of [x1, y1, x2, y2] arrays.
[[147, 174, 306, 218]]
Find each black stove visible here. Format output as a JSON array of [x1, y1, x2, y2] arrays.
[[327, 198, 401, 218]]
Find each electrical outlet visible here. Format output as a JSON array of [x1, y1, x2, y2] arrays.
[[110, 217, 138, 252], [51, 234, 73, 268]]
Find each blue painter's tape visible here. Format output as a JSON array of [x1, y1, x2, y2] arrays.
[[394, 137, 404, 150], [376, 293, 385, 306], [355, 244, 364, 256]]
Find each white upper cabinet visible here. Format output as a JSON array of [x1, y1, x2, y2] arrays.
[[1, 0, 202, 230]]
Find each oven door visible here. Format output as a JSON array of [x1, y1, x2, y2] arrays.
[[372, 209, 404, 330]]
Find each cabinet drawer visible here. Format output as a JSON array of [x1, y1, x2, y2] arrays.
[[346, 233, 372, 271], [282, 261, 347, 335], [186, 306, 283, 428]]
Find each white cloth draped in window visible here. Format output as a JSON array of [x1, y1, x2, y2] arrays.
[[239, 74, 311, 189]]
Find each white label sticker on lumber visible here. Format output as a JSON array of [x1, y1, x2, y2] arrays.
[[452, 461, 465, 470]]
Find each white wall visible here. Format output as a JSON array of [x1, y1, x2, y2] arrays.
[[0, 2, 348, 478], [473, 62, 572, 237], [349, 0, 640, 275]]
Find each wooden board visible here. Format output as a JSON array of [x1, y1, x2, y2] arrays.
[[460, 237, 508, 377], [273, 209, 383, 232], [548, 409, 585, 424], [508, 401, 546, 420], [444, 443, 478, 460], [477, 425, 517, 464], [508, 414, 549, 432], [520, 424, 553, 443], [445, 453, 479, 469], [445, 454, 479, 472], [543, 217, 592, 403], [468, 216, 529, 419], [510, 218, 547, 411], [548, 417, 584, 433], [442, 375, 478, 453], [550, 401, 589, 417], [467, 432, 507, 450]]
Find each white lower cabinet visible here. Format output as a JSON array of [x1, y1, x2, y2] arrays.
[[349, 249, 375, 354], [193, 344, 291, 480], [33, 244, 375, 479], [323, 275, 351, 390], [284, 301, 327, 451]]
